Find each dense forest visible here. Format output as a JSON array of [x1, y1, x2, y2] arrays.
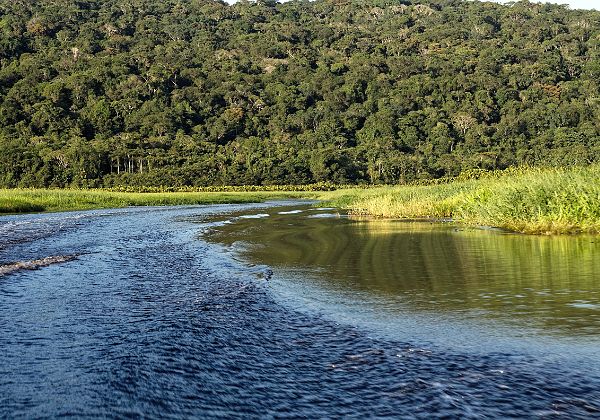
[[0, 0, 599, 187]]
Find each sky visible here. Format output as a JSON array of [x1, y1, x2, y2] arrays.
[[490, 0, 599, 10]]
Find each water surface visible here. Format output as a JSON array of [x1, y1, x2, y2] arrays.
[[206, 207, 600, 340], [1, 203, 599, 418]]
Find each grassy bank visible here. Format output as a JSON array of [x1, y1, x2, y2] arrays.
[[0, 189, 308, 214], [2, 166, 599, 234], [316, 166, 600, 235]]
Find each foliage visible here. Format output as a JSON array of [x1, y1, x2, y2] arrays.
[[318, 165, 600, 234], [1, 0, 600, 187], [0, 189, 308, 214], [2, 165, 599, 235], [105, 182, 342, 193]]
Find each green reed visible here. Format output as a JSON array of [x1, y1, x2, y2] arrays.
[[2, 166, 599, 234], [317, 165, 600, 234], [0, 189, 306, 214]]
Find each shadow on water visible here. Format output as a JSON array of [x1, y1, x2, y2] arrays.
[[204, 205, 600, 338]]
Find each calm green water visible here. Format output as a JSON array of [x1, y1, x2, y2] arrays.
[[206, 205, 600, 340]]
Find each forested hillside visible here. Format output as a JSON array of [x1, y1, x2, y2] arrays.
[[1, 0, 599, 187]]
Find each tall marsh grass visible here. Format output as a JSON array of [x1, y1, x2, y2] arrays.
[[2, 166, 598, 234], [317, 166, 600, 234], [0, 189, 306, 214]]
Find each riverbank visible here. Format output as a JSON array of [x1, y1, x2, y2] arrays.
[[317, 165, 600, 235], [0, 189, 307, 214], [2, 165, 599, 234]]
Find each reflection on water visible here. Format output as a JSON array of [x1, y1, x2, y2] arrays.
[[206, 206, 600, 337]]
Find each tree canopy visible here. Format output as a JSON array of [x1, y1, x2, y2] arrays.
[[1, 0, 599, 187]]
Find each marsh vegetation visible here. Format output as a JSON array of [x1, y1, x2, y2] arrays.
[[318, 165, 600, 234], [2, 166, 599, 234], [0, 188, 306, 214]]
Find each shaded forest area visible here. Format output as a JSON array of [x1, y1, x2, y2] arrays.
[[1, 0, 599, 187]]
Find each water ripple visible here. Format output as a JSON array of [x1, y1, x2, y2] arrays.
[[0, 204, 598, 418]]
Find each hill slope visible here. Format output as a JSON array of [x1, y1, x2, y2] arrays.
[[1, 0, 599, 187]]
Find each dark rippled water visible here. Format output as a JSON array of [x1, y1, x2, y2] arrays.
[[1, 203, 599, 418]]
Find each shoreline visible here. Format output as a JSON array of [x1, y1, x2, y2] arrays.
[[316, 165, 600, 235], [1, 165, 599, 235], [0, 189, 310, 215]]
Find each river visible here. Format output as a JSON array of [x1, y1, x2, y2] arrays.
[[0, 202, 599, 418]]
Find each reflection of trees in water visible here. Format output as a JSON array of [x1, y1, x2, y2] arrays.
[[207, 210, 600, 335]]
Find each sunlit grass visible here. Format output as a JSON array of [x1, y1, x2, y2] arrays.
[[2, 166, 599, 234], [0, 189, 308, 214], [316, 165, 600, 234]]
